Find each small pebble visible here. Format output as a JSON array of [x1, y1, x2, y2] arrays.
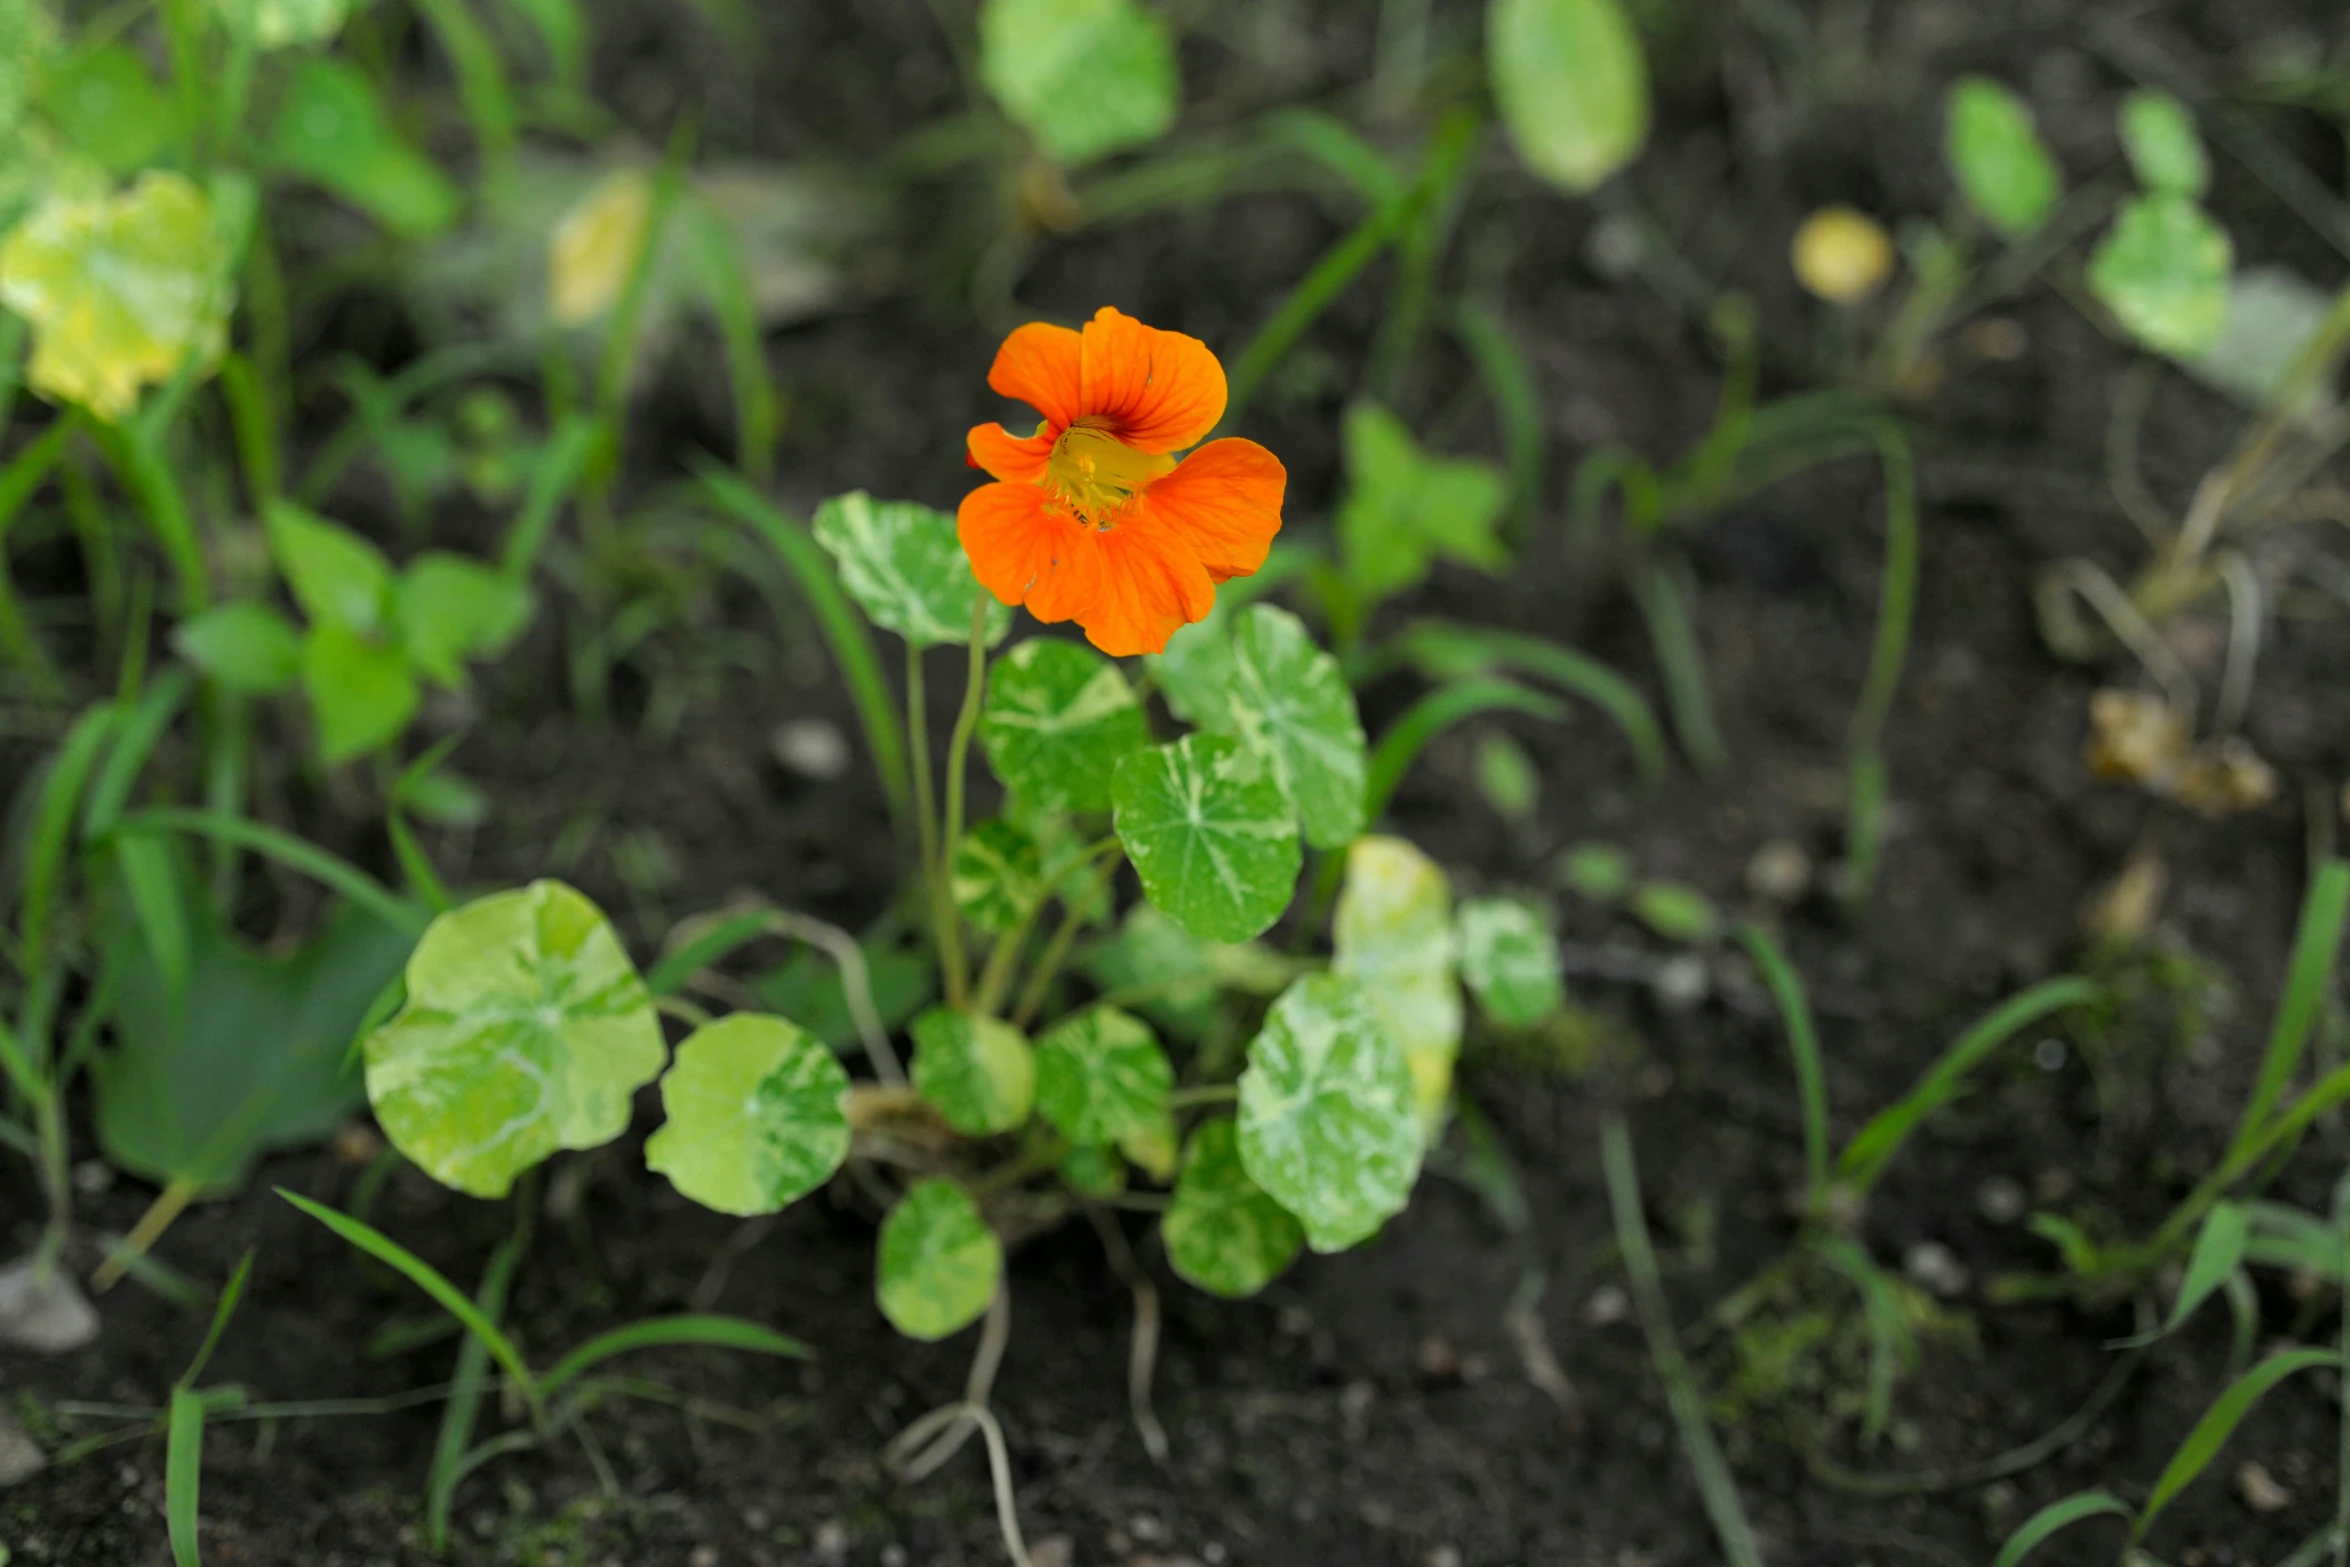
[[0, 1256, 99, 1354], [70, 1159, 113, 1197], [771, 718, 852, 781], [2238, 1460, 2292, 1513], [1425, 1549, 1465, 1567], [880, 1546, 909, 1567], [1028, 1538, 1073, 1567], [1582, 1284, 1631, 1326], [1653, 953, 1710, 1012], [811, 1522, 849, 1567], [1904, 1241, 1971, 1299], [1976, 1177, 2027, 1226], [688, 1548, 719, 1567], [1744, 839, 1812, 904]]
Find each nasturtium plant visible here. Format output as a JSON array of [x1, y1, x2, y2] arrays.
[[1163, 1117, 1303, 1298], [364, 881, 665, 1199], [645, 1015, 851, 1216], [1113, 735, 1302, 943], [269, 58, 460, 239], [877, 1178, 1003, 1341], [815, 491, 1012, 648], [911, 1006, 1036, 1135], [981, 637, 1148, 814], [951, 818, 1044, 934], [211, 0, 350, 49], [1058, 1142, 1127, 1197], [2089, 195, 2232, 359], [1945, 76, 2061, 241], [1238, 973, 1424, 1252], [0, 171, 237, 420], [1333, 837, 1462, 1117], [1457, 897, 1565, 1028], [1228, 606, 1368, 849], [977, 0, 1180, 167], [1033, 1006, 1171, 1146], [2118, 89, 2208, 198], [1337, 402, 1509, 611], [1082, 901, 1292, 1040], [1488, 0, 1650, 196]]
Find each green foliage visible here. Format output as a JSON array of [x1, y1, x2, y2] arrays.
[[1337, 402, 1508, 611], [2118, 89, 2208, 197], [1226, 605, 1368, 850], [1332, 836, 1460, 1117], [1457, 897, 1564, 1028], [172, 603, 302, 694], [876, 1179, 1001, 1340], [1238, 973, 1424, 1251], [813, 491, 1011, 649], [1163, 1117, 1303, 1297], [1630, 879, 1718, 942], [39, 47, 177, 176], [981, 637, 1148, 814], [2089, 195, 2232, 359], [269, 59, 461, 238], [1945, 76, 2061, 240], [364, 881, 665, 1198], [978, 0, 1179, 167], [910, 1006, 1036, 1135], [1473, 731, 1540, 822], [1112, 735, 1302, 942], [1487, 0, 1651, 195], [645, 1014, 851, 1216], [1032, 1005, 1170, 1146], [951, 819, 1044, 934], [211, 0, 352, 49], [1558, 840, 1634, 901]]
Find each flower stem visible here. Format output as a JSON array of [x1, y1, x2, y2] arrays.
[[1011, 848, 1124, 1030], [971, 835, 1120, 1020], [938, 600, 991, 1008], [908, 649, 944, 952]]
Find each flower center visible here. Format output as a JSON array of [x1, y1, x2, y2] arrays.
[[1045, 422, 1175, 528]]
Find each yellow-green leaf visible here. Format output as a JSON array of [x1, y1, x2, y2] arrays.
[[1332, 836, 1460, 1119], [1488, 0, 1650, 194]]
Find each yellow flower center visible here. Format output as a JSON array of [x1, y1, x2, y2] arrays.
[[1045, 422, 1175, 527]]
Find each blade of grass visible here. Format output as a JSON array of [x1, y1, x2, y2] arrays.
[[1989, 1491, 2133, 1567], [426, 1228, 525, 1550], [1836, 976, 2099, 1196], [1386, 622, 1667, 783], [2135, 1347, 2341, 1541], [2234, 859, 2350, 1158], [177, 1250, 257, 1390], [1452, 300, 1547, 543], [1601, 1115, 1764, 1567], [410, 0, 520, 192], [1363, 677, 1564, 824], [1814, 1235, 1913, 1449], [277, 1190, 542, 1420], [1629, 557, 1726, 774], [19, 702, 121, 969], [2112, 1202, 2251, 1348], [1366, 110, 1481, 404], [107, 808, 427, 938], [539, 1315, 810, 1400], [499, 414, 599, 579], [687, 201, 781, 484], [165, 1387, 206, 1567], [1737, 924, 1830, 1212]]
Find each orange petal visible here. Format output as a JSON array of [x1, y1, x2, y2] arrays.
[[966, 421, 1054, 484], [957, 482, 1105, 627], [1077, 307, 1227, 455], [1079, 511, 1216, 657], [1139, 437, 1285, 584], [987, 323, 1084, 430]]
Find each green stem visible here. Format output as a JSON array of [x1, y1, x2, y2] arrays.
[[1010, 849, 1122, 1031], [972, 836, 1121, 1019], [938, 600, 990, 1009], [909, 648, 943, 942]]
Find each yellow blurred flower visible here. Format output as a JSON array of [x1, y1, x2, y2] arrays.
[[548, 169, 653, 327], [1792, 205, 1896, 304]]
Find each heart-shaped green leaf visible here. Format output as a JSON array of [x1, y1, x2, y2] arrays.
[[1457, 897, 1564, 1028], [2089, 193, 2232, 360], [1945, 76, 2061, 241], [877, 1179, 1001, 1341], [1238, 973, 1422, 1252], [395, 553, 533, 687], [1488, 0, 1651, 195], [981, 637, 1148, 815], [1033, 1005, 1171, 1146], [301, 623, 420, 765], [1337, 403, 1508, 607], [1332, 837, 1461, 1118], [813, 491, 1012, 649], [1113, 735, 1302, 943], [1229, 605, 1367, 850], [950, 818, 1043, 935], [646, 1014, 851, 1217], [174, 603, 302, 694], [1162, 1117, 1303, 1298], [364, 881, 664, 1198], [978, 0, 1179, 167], [910, 1006, 1035, 1136], [268, 501, 393, 636]]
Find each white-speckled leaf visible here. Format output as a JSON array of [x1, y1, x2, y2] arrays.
[[1114, 735, 1301, 943], [1163, 1117, 1303, 1297], [1457, 897, 1564, 1028], [364, 881, 664, 1198], [1332, 837, 1461, 1118], [1149, 605, 1241, 733], [910, 1006, 1035, 1135], [1034, 1005, 1171, 1146], [877, 1179, 1001, 1340], [645, 1014, 850, 1216], [1238, 973, 1421, 1251], [1228, 605, 1367, 850], [950, 818, 1043, 935], [813, 491, 1011, 649], [981, 638, 1149, 814]]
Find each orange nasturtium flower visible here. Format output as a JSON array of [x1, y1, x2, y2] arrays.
[[957, 307, 1286, 657]]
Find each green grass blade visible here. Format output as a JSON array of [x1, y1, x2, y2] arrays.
[[1600, 1116, 1764, 1567], [82, 665, 195, 836], [2135, 1347, 2341, 1541], [19, 702, 121, 967], [499, 414, 598, 579], [409, 0, 519, 188], [177, 1250, 256, 1391], [697, 463, 911, 840], [1989, 1491, 2133, 1567], [1845, 421, 1919, 760], [687, 202, 781, 483], [643, 911, 774, 997], [1628, 557, 1726, 774], [1451, 301, 1546, 543], [2114, 1203, 2252, 1348], [1263, 108, 1405, 206], [1367, 110, 1481, 403], [1836, 976, 2098, 1196], [2233, 859, 2350, 1159], [2334, 1166, 2350, 1567], [1391, 623, 1667, 783], [539, 1315, 810, 1401], [1220, 191, 1419, 433], [108, 808, 427, 938], [1363, 678, 1564, 825], [1814, 1235, 1913, 1448], [277, 1190, 541, 1416], [426, 1231, 524, 1550], [1737, 924, 1830, 1211], [165, 1387, 206, 1567]]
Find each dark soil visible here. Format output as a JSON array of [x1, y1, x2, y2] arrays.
[[10, 1, 2350, 1563]]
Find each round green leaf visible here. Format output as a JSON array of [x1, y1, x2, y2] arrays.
[[1332, 837, 1460, 1119], [1034, 1005, 1171, 1146], [981, 637, 1148, 815], [2089, 193, 2232, 360], [813, 491, 1011, 649], [910, 1006, 1035, 1136], [1457, 897, 1565, 1028], [2119, 89, 2207, 197], [0, 171, 234, 421], [1229, 605, 1367, 850], [1945, 76, 2061, 240], [301, 623, 420, 765], [1488, 0, 1651, 195], [1163, 1118, 1303, 1298], [950, 819, 1043, 935], [978, 0, 1179, 167], [1238, 973, 1422, 1253], [877, 1179, 1001, 1341], [174, 603, 302, 694], [364, 881, 664, 1198], [1113, 735, 1301, 943], [1630, 879, 1719, 942], [645, 1014, 850, 1217]]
